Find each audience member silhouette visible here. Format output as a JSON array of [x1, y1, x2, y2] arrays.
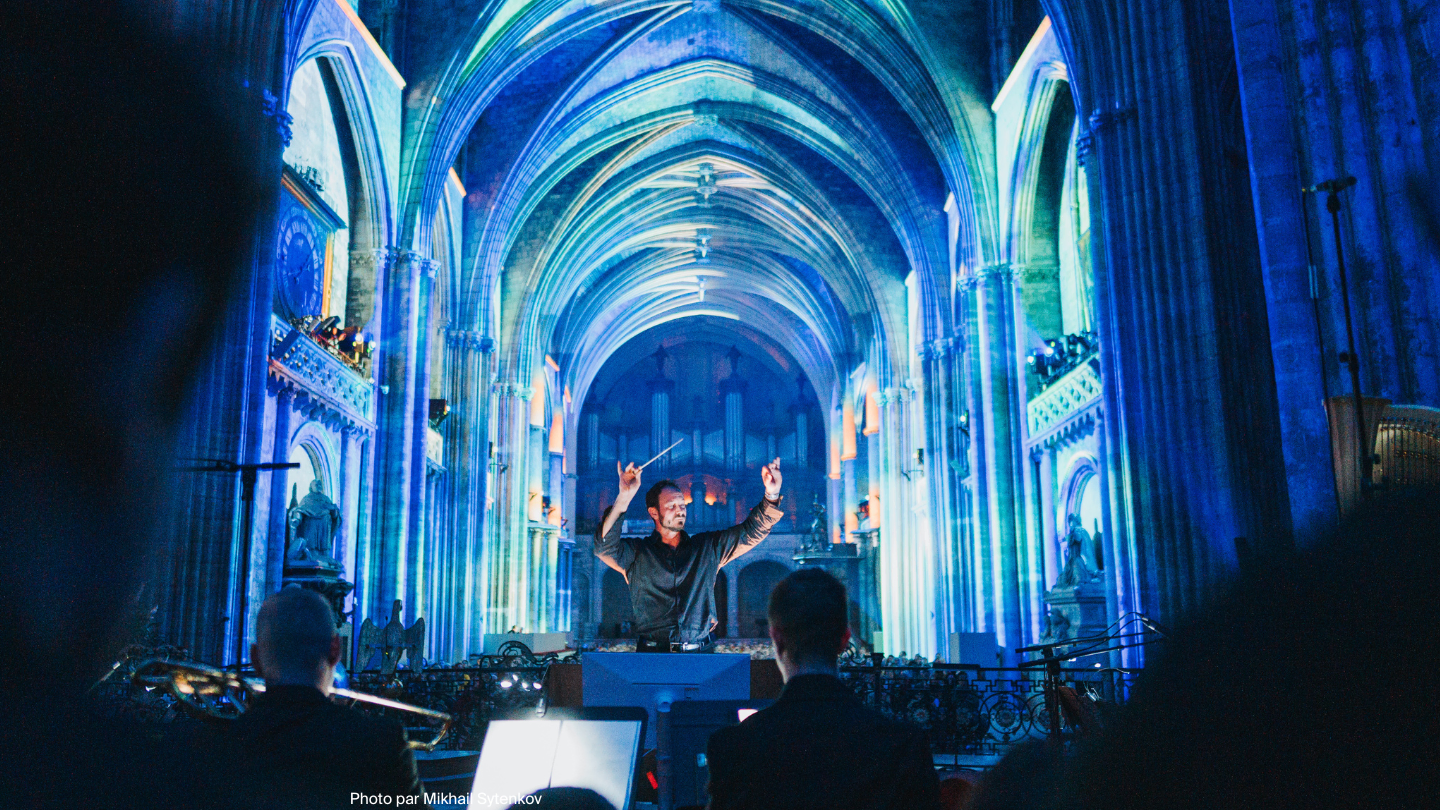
[[222, 588, 427, 809], [0, 2, 266, 806], [967, 487, 1439, 810], [705, 568, 940, 810], [510, 786, 617, 810]]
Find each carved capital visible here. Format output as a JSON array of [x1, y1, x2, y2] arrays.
[[917, 336, 959, 360], [388, 248, 438, 277], [978, 262, 1015, 283], [446, 329, 492, 352]]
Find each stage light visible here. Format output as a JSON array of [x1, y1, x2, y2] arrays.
[[533, 681, 543, 690], [500, 678, 513, 689]]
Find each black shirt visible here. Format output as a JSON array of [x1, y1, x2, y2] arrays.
[[707, 674, 941, 810], [221, 684, 427, 809], [595, 498, 784, 643]]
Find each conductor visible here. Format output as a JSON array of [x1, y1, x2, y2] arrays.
[[595, 458, 784, 652]]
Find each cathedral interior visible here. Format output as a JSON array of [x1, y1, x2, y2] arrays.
[[4, 0, 1440, 780], [71, 0, 1440, 665]]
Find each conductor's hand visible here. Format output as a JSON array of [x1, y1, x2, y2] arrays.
[[761, 457, 782, 501], [617, 461, 642, 504]]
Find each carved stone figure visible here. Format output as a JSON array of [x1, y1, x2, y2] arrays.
[[286, 479, 342, 570], [357, 599, 425, 674], [1040, 606, 1072, 643], [1055, 513, 1101, 588], [803, 494, 828, 551]]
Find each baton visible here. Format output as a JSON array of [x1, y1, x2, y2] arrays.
[[634, 438, 685, 471]]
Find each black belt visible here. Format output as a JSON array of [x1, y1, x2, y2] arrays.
[[636, 632, 714, 652]]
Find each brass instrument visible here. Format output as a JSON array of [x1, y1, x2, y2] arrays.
[[130, 659, 453, 751]]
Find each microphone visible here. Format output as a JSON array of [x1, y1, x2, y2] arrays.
[[1302, 176, 1357, 194], [1137, 614, 1170, 638]]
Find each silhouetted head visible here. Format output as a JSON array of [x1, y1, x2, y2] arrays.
[[1058, 487, 1440, 809], [510, 787, 616, 810], [767, 568, 850, 679], [0, 0, 266, 698], [252, 588, 341, 691]]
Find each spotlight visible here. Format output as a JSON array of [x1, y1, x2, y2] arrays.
[[500, 679, 513, 689], [533, 681, 543, 690]]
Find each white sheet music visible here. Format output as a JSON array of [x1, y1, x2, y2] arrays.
[[472, 719, 641, 810]]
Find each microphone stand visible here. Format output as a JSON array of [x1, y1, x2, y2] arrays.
[[178, 459, 300, 667], [1306, 177, 1371, 498], [1016, 626, 1163, 741]]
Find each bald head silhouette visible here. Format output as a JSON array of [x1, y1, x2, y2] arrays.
[[252, 589, 342, 691]]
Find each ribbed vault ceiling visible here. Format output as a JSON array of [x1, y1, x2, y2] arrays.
[[444, 0, 963, 404]]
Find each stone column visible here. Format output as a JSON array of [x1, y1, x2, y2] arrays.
[[403, 257, 437, 620], [370, 247, 416, 621], [582, 406, 600, 472], [792, 406, 808, 468], [1039, 444, 1058, 589], [440, 330, 492, 657], [974, 263, 1026, 652], [1227, 0, 1440, 540], [1048, 0, 1294, 623], [146, 0, 290, 667], [721, 378, 746, 473], [484, 378, 537, 635], [649, 377, 674, 473], [336, 426, 360, 608], [265, 383, 296, 596]]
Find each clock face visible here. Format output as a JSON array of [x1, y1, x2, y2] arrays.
[[277, 210, 323, 318]]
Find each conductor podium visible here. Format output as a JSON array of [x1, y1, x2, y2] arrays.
[[581, 653, 750, 748], [470, 653, 761, 810]]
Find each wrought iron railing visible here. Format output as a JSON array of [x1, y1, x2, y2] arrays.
[[94, 645, 1134, 758], [837, 656, 1134, 757]]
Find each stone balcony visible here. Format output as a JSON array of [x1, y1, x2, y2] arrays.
[[1027, 358, 1101, 438], [269, 313, 375, 427]]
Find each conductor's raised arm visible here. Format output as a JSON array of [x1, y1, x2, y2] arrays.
[[595, 461, 641, 574]]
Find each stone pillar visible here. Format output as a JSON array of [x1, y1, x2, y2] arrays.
[[721, 378, 746, 473], [370, 247, 416, 621], [1047, 0, 1294, 623], [582, 407, 599, 472], [403, 258, 436, 620], [792, 406, 808, 468], [1039, 444, 1058, 589], [484, 378, 541, 635], [1227, 0, 1440, 540], [649, 377, 674, 473], [265, 383, 296, 596], [439, 330, 492, 657]]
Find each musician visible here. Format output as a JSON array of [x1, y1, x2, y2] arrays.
[[705, 569, 940, 810], [595, 458, 784, 652], [224, 588, 426, 809]]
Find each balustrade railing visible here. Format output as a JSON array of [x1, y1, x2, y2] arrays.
[[837, 660, 1133, 757], [94, 647, 1136, 759]]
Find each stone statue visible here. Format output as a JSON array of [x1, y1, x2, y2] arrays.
[[804, 494, 828, 551], [286, 479, 342, 570], [1055, 513, 1101, 588], [1040, 606, 1072, 643], [357, 599, 425, 674]]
